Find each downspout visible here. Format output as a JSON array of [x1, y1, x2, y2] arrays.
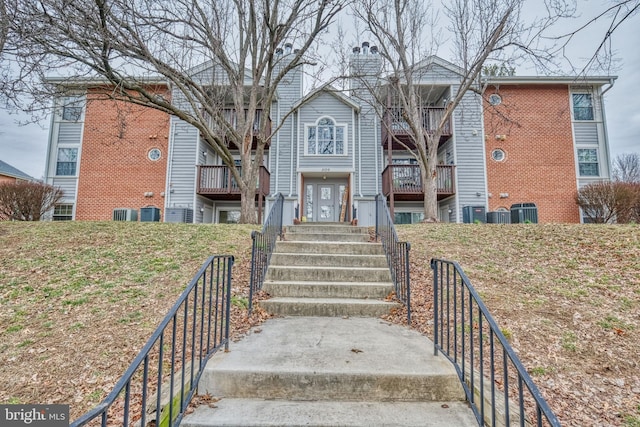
[[274, 100, 280, 196], [356, 109, 362, 197], [374, 108, 380, 195], [600, 78, 616, 180], [290, 111, 296, 197]]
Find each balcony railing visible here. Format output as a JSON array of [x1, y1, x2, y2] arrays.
[[382, 164, 456, 199], [382, 107, 451, 146], [205, 109, 271, 137], [197, 165, 270, 197]]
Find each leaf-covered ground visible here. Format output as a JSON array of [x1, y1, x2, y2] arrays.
[[389, 224, 640, 427], [1, 222, 639, 425]]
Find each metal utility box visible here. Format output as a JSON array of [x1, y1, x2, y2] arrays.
[[487, 211, 511, 224], [510, 203, 538, 224], [165, 208, 193, 223], [140, 207, 161, 222], [462, 206, 486, 223], [113, 208, 137, 221]]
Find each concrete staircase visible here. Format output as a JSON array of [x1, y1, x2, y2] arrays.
[[181, 223, 476, 427], [260, 223, 400, 317]]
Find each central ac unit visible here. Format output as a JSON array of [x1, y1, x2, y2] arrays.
[[113, 208, 138, 221], [165, 208, 193, 223]]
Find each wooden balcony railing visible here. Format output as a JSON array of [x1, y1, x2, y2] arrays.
[[381, 107, 451, 147], [197, 165, 270, 197], [382, 164, 456, 199], [205, 109, 272, 148]]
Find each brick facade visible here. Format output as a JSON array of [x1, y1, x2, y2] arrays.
[[75, 88, 170, 220], [483, 84, 580, 223]]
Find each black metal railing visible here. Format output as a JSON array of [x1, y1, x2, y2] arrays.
[[374, 194, 411, 323], [71, 255, 234, 427], [431, 258, 561, 427], [249, 193, 284, 313]]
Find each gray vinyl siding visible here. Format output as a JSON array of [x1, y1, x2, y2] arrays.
[[297, 93, 354, 171], [166, 118, 198, 211], [358, 107, 380, 197], [57, 123, 83, 143], [452, 88, 487, 221], [415, 62, 460, 84], [272, 113, 295, 196], [52, 178, 78, 203], [573, 122, 599, 145]]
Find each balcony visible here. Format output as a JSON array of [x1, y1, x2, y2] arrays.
[[382, 164, 456, 201], [381, 107, 452, 149], [197, 165, 270, 200], [205, 109, 272, 149]]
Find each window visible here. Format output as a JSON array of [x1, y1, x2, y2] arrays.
[[307, 117, 345, 155], [56, 148, 78, 176], [53, 204, 73, 221], [488, 94, 502, 106], [394, 212, 424, 224], [491, 149, 506, 162], [577, 148, 599, 176], [61, 97, 83, 121], [572, 93, 594, 121], [219, 210, 240, 224], [148, 148, 162, 161]]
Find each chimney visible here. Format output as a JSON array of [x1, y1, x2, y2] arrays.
[[362, 42, 369, 54], [275, 48, 283, 56], [352, 46, 361, 54], [284, 43, 292, 55], [370, 46, 378, 54]]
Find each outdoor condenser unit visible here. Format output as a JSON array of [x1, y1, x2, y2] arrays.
[[165, 208, 193, 223], [113, 208, 138, 221]]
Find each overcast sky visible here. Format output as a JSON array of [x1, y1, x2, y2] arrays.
[[0, 1, 638, 179]]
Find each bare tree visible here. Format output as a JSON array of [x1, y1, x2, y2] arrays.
[[3, 0, 348, 223], [575, 181, 639, 223], [351, 0, 569, 221], [0, 180, 64, 221], [612, 152, 640, 183]]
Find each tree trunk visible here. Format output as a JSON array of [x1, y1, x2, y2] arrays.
[[422, 153, 439, 222], [239, 181, 258, 224]]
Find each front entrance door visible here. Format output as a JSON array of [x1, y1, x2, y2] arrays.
[[303, 178, 348, 222]]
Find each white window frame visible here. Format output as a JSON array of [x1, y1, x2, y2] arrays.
[[571, 92, 595, 121], [53, 204, 74, 221], [59, 96, 85, 122], [304, 116, 348, 156], [577, 148, 600, 177], [55, 146, 79, 177]]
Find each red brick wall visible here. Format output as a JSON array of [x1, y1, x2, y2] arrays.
[[483, 84, 579, 223], [75, 88, 171, 220], [0, 175, 17, 184]]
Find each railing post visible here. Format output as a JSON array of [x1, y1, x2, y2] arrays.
[[224, 256, 233, 352], [431, 259, 438, 356], [248, 231, 258, 315], [405, 242, 411, 324]]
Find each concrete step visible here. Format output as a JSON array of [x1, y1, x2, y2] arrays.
[[274, 241, 383, 256], [181, 399, 477, 427], [265, 266, 392, 283], [259, 297, 400, 317], [285, 224, 369, 235], [284, 232, 370, 243], [198, 317, 465, 402], [270, 253, 388, 268], [262, 280, 393, 299]]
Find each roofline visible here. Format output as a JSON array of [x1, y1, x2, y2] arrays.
[[482, 75, 617, 85], [291, 84, 361, 113], [44, 76, 169, 87]]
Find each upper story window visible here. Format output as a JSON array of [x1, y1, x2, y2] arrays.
[[61, 96, 84, 121], [577, 148, 599, 176], [56, 147, 78, 176], [572, 93, 594, 121], [307, 117, 346, 155]]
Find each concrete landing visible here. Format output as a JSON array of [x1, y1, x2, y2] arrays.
[[184, 317, 476, 426], [198, 317, 465, 402], [182, 399, 477, 427]]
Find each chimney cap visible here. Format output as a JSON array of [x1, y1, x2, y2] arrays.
[[370, 46, 378, 54], [362, 41, 370, 48], [353, 46, 361, 54]]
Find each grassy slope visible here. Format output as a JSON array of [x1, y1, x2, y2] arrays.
[[1, 221, 639, 425]]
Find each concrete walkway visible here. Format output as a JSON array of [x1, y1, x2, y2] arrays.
[[180, 224, 477, 426]]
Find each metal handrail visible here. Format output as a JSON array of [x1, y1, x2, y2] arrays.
[[248, 193, 284, 313], [71, 255, 234, 427], [431, 258, 561, 427], [374, 194, 411, 323]]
